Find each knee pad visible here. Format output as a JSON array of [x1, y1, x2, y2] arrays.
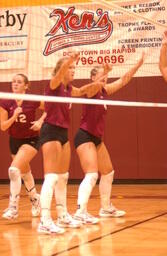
[[109, 170, 114, 182], [58, 172, 69, 183], [108, 170, 114, 184], [44, 173, 58, 188], [100, 170, 114, 183], [85, 172, 98, 187], [8, 167, 20, 181]]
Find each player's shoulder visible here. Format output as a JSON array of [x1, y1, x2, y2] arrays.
[[0, 99, 14, 109]]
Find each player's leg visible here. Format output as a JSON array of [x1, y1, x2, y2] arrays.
[[55, 141, 81, 228], [74, 132, 99, 224], [38, 140, 65, 234], [2, 140, 37, 219], [97, 142, 126, 217]]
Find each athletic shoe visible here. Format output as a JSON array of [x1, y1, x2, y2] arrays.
[[99, 205, 126, 217], [2, 206, 18, 220], [30, 194, 40, 217], [57, 213, 82, 228], [37, 219, 65, 234], [74, 211, 99, 224]]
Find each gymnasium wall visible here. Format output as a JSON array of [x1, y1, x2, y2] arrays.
[[1, 75, 167, 181]]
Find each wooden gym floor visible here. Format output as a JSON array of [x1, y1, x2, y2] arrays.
[[0, 184, 167, 256]]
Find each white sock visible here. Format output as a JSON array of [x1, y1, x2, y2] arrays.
[[21, 171, 37, 199], [8, 167, 21, 208], [99, 170, 114, 210], [40, 173, 58, 220], [77, 172, 98, 213], [54, 172, 69, 218]]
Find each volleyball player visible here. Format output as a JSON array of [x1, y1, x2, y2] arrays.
[[0, 74, 46, 220], [159, 30, 167, 81], [38, 52, 104, 234], [74, 53, 145, 224]]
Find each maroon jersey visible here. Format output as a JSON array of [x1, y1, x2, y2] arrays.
[[80, 89, 108, 138], [0, 99, 40, 138], [44, 82, 72, 128]]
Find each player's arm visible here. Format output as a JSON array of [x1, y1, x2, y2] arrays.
[[50, 52, 79, 90], [39, 101, 44, 109], [71, 79, 104, 98], [159, 31, 167, 82], [104, 52, 144, 95], [0, 106, 22, 131], [103, 63, 113, 75]]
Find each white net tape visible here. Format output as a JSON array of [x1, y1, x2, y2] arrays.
[[0, 92, 167, 108]]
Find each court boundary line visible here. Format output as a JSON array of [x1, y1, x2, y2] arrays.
[[51, 211, 167, 256]]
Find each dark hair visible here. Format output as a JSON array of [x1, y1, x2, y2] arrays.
[[90, 66, 103, 79], [52, 57, 69, 76], [16, 73, 30, 89]]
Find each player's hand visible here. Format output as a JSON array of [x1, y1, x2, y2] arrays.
[[13, 107, 22, 118], [162, 30, 167, 44], [103, 63, 113, 75], [30, 120, 42, 131]]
